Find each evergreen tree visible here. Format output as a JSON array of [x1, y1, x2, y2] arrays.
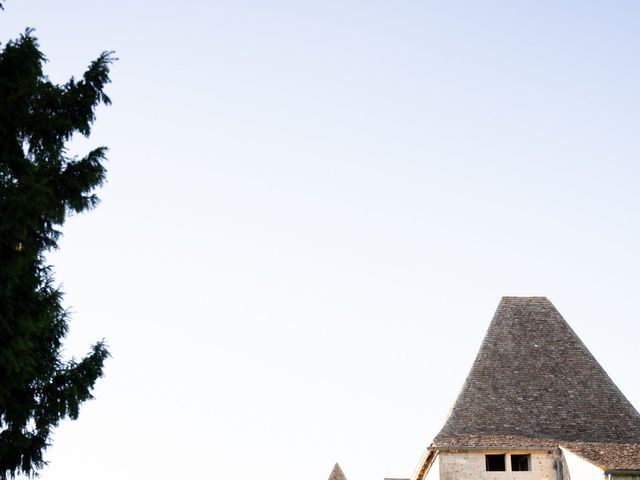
[[0, 28, 113, 479]]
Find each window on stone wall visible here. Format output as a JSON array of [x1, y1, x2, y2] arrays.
[[485, 454, 506, 471], [511, 454, 530, 471]]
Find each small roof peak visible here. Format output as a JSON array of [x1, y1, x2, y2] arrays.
[[328, 463, 347, 480]]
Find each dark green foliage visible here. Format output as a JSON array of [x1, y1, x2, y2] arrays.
[[0, 30, 112, 478]]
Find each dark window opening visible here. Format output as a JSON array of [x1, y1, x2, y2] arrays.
[[486, 454, 506, 471], [511, 454, 530, 472]]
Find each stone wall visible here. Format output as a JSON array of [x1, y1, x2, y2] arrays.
[[439, 451, 556, 480]]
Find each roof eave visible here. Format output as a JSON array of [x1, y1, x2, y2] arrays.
[[429, 445, 557, 452]]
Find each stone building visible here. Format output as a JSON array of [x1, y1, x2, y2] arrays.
[[413, 297, 640, 480]]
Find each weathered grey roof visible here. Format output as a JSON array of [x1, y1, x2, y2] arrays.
[[432, 297, 640, 469], [563, 442, 640, 471], [328, 463, 347, 480]]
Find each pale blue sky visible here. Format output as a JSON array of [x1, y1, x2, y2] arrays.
[[2, 1, 640, 479]]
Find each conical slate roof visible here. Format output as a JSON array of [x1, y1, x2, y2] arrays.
[[328, 463, 347, 480], [433, 297, 640, 451]]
